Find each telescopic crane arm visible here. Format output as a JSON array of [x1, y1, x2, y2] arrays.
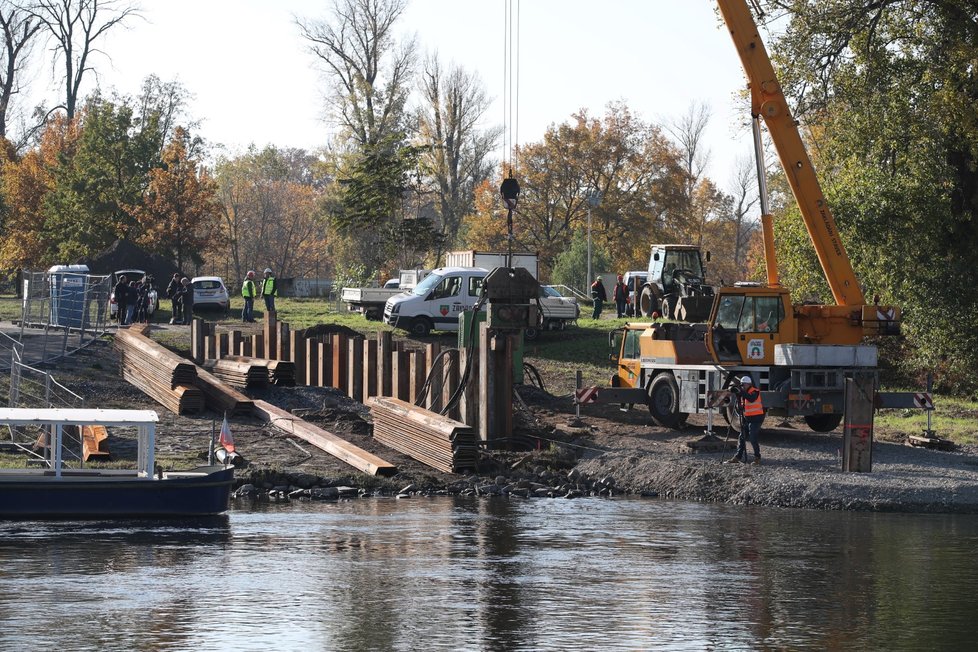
[[716, 0, 865, 307]]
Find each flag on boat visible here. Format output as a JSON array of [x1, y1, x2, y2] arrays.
[[219, 415, 236, 453]]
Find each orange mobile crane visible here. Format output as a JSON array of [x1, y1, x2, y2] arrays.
[[600, 0, 902, 432]]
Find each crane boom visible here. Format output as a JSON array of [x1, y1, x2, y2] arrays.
[[716, 0, 864, 307]]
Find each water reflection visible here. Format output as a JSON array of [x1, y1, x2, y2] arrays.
[[0, 500, 976, 650]]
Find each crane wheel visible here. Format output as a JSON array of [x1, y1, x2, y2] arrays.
[[647, 372, 687, 428], [804, 413, 843, 432]]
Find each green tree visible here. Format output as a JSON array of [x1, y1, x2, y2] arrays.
[[551, 229, 611, 295], [763, 0, 978, 389]]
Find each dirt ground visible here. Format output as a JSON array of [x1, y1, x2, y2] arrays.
[[41, 327, 978, 513]]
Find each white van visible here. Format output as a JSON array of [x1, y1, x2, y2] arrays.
[[384, 266, 579, 338]]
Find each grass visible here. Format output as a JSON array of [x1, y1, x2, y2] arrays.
[[875, 395, 978, 445]]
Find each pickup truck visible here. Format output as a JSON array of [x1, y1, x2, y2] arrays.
[[383, 267, 579, 338], [341, 269, 429, 320]]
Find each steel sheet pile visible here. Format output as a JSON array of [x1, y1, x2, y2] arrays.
[[114, 328, 204, 414], [223, 356, 296, 386], [368, 396, 477, 473], [202, 358, 269, 389]]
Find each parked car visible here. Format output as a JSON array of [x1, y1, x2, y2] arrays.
[[109, 269, 158, 318], [191, 276, 230, 312]]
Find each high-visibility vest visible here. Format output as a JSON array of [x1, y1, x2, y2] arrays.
[[242, 279, 256, 298], [262, 276, 277, 297], [743, 388, 764, 417]]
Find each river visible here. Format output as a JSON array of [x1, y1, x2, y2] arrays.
[[0, 497, 975, 651]]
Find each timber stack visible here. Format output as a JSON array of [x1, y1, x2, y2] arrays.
[[368, 397, 478, 474], [114, 328, 204, 414], [201, 358, 270, 389]]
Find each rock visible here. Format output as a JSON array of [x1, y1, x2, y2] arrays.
[[289, 488, 311, 499], [290, 473, 319, 489], [396, 493, 412, 499], [311, 486, 340, 500], [233, 483, 257, 498], [495, 475, 507, 486], [400, 483, 416, 494], [567, 469, 581, 482], [336, 486, 358, 498]]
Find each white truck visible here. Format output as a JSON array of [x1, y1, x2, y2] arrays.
[[384, 266, 579, 338], [444, 250, 539, 279], [341, 269, 429, 320]]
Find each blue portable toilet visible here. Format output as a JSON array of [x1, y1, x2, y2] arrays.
[[48, 264, 90, 328]]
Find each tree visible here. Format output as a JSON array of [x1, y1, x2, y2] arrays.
[[297, 0, 415, 149], [417, 54, 499, 254], [0, 2, 41, 139], [551, 229, 611, 293], [763, 0, 978, 389], [24, 0, 138, 119], [464, 104, 685, 277], [41, 92, 160, 261], [212, 146, 328, 283], [127, 127, 219, 271]]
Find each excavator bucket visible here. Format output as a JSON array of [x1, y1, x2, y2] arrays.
[[676, 296, 713, 323]]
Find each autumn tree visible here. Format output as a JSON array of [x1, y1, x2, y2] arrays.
[[212, 146, 327, 284], [0, 112, 78, 268], [297, 0, 415, 149], [127, 127, 218, 271], [464, 104, 685, 277], [24, 0, 139, 119], [417, 54, 499, 255]]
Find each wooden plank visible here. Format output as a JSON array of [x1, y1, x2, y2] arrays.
[[191, 318, 205, 363], [393, 350, 410, 401], [331, 334, 348, 391], [425, 343, 442, 411], [348, 336, 364, 401], [277, 321, 290, 361], [290, 330, 307, 385], [410, 351, 425, 405], [363, 339, 378, 399], [378, 331, 392, 397], [264, 312, 277, 360], [253, 399, 396, 476], [306, 340, 320, 387], [442, 349, 459, 420], [319, 338, 331, 387]]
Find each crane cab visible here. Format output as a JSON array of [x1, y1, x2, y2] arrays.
[[705, 285, 794, 366]]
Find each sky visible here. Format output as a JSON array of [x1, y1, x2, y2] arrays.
[[50, 0, 758, 191]]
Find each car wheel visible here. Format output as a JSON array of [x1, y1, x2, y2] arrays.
[[409, 317, 433, 337], [524, 325, 540, 341]]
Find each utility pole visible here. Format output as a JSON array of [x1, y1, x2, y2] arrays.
[[586, 190, 602, 289]]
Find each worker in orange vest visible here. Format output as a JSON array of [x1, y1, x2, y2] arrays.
[[725, 375, 764, 465]]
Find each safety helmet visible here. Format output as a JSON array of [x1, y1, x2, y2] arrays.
[[740, 375, 752, 385], [264, 268, 273, 274]]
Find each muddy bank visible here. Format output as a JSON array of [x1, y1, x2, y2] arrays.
[[43, 338, 978, 513]]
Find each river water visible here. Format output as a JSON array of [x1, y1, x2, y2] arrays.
[[0, 497, 975, 651]]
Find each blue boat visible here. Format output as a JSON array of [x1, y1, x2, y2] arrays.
[[0, 408, 234, 518]]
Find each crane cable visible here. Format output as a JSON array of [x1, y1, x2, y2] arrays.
[[502, 0, 520, 175]]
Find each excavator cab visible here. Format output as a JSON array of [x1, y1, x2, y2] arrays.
[[706, 285, 793, 365]]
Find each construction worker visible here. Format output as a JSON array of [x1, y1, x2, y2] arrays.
[[726, 375, 764, 465], [241, 270, 257, 322], [260, 268, 277, 314], [590, 276, 607, 319]]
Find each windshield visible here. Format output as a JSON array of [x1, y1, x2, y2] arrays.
[[412, 272, 443, 296], [541, 286, 562, 298], [664, 250, 703, 277]]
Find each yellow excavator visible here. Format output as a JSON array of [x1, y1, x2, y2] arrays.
[[603, 0, 902, 432]]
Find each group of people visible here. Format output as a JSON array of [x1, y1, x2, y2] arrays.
[[590, 274, 632, 319], [240, 268, 277, 323], [113, 274, 155, 326], [165, 274, 195, 325]]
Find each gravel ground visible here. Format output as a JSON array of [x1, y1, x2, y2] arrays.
[[31, 332, 978, 513]]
